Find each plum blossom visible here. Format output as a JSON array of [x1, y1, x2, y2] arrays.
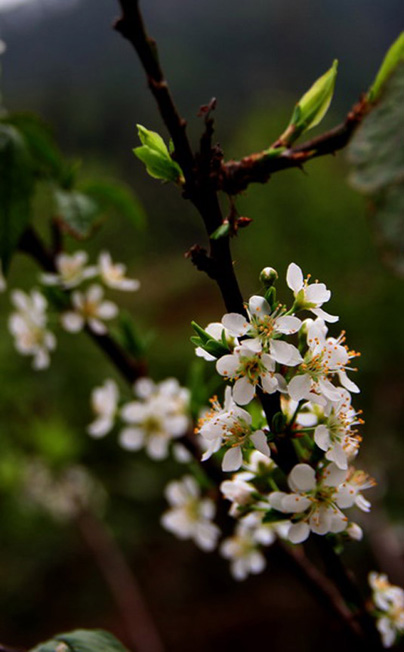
[[61, 284, 118, 335], [268, 462, 374, 543], [161, 475, 220, 551], [286, 262, 338, 322], [196, 386, 270, 471], [220, 512, 279, 580], [288, 318, 360, 406], [41, 251, 96, 289], [369, 572, 404, 647], [87, 379, 119, 438], [221, 294, 302, 361], [98, 251, 140, 291], [8, 289, 56, 369], [313, 388, 363, 469], [216, 343, 285, 406], [119, 378, 190, 459]]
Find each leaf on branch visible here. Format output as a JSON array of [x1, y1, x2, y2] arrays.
[[210, 222, 230, 240], [79, 179, 146, 230], [30, 629, 128, 652], [368, 32, 404, 103], [0, 123, 34, 272], [133, 124, 184, 183], [53, 189, 100, 239], [347, 63, 404, 276]]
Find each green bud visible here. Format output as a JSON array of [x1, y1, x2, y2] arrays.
[[134, 124, 184, 183], [259, 266, 278, 288], [280, 60, 338, 146], [368, 32, 404, 102]]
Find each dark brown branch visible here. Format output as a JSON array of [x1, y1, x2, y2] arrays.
[[76, 506, 165, 652], [18, 227, 146, 385], [219, 96, 369, 195]]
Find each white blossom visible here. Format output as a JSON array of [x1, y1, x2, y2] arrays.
[[216, 343, 285, 406], [268, 462, 374, 543], [61, 284, 118, 335], [161, 475, 220, 551], [87, 379, 119, 438], [369, 572, 404, 647], [8, 289, 56, 369], [119, 377, 190, 460], [41, 251, 96, 289], [288, 319, 360, 406], [286, 262, 338, 322], [196, 386, 270, 471], [221, 295, 302, 361], [98, 251, 140, 291]]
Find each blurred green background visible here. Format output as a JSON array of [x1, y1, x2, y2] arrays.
[[0, 1, 403, 650]]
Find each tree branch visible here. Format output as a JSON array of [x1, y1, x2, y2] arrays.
[[219, 96, 369, 195]]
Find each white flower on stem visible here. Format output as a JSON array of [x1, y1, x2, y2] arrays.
[[222, 295, 302, 363], [119, 377, 190, 460], [61, 284, 118, 335], [8, 289, 56, 369], [87, 379, 119, 438], [314, 388, 363, 470], [98, 251, 140, 292], [269, 462, 373, 544], [369, 572, 404, 647], [216, 343, 284, 406], [196, 387, 270, 471], [41, 251, 96, 289], [220, 475, 256, 516], [195, 322, 237, 362], [161, 475, 220, 551], [220, 512, 277, 581], [288, 319, 360, 406], [286, 262, 338, 322], [334, 467, 376, 513]]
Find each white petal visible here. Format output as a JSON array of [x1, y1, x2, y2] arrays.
[[286, 263, 303, 294], [233, 377, 255, 405], [88, 318, 108, 335], [147, 436, 169, 460], [288, 374, 311, 401], [61, 312, 84, 333], [322, 463, 347, 488], [268, 491, 288, 512], [248, 295, 271, 317], [270, 340, 302, 366], [311, 307, 339, 323], [250, 431, 270, 457], [119, 427, 144, 450], [314, 424, 330, 451], [222, 446, 243, 472], [275, 315, 301, 334], [216, 354, 239, 378], [288, 521, 310, 543], [288, 464, 316, 492], [309, 506, 332, 535], [338, 371, 360, 394], [261, 372, 278, 395], [326, 443, 348, 470], [282, 494, 312, 513], [305, 283, 330, 305], [222, 313, 250, 336], [88, 417, 114, 438]]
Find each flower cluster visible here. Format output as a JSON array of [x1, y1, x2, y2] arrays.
[[7, 250, 139, 368], [369, 572, 404, 647], [188, 263, 374, 549], [87, 377, 191, 460]]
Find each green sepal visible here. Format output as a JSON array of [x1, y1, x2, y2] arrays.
[[191, 321, 213, 344], [262, 510, 289, 524], [368, 32, 404, 102]]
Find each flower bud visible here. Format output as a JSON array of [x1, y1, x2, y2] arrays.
[[260, 266, 278, 288], [346, 522, 363, 541]]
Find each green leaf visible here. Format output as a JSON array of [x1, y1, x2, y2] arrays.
[[281, 60, 338, 145], [30, 629, 128, 652], [368, 32, 404, 102], [210, 222, 230, 240], [53, 189, 100, 239], [347, 63, 404, 276], [191, 321, 213, 344], [0, 123, 34, 271], [115, 311, 150, 358], [3, 112, 65, 181], [134, 124, 183, 183], [80, 179, 146, 229]]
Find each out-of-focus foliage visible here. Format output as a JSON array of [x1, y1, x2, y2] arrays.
[[31, 629, 127, 652]]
